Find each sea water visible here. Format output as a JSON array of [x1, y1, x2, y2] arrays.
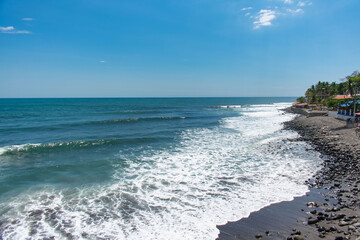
[[0, 98, 322, 239]]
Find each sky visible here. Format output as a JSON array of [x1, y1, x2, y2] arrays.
[[1, 0, 360, 98]]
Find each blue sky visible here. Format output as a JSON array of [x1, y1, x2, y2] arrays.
[[1, 0, 360, 97]]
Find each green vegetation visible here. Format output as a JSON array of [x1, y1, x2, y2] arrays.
[[298, 71, 360, 108], [327, 98, 351, 109], [296, 96, 306, 103]]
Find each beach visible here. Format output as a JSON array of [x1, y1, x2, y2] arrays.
[[217, 110, 360, 240]]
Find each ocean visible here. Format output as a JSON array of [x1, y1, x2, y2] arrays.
[[0, 97, 322, 239]]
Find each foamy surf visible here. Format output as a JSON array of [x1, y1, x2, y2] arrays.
[[0, 144, 42, 156], [219, 105, 242, 108]]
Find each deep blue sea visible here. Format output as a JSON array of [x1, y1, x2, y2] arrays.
[[0, 98, 322, 239]]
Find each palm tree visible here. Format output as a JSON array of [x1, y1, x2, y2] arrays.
[[347, 76, 353, 97]]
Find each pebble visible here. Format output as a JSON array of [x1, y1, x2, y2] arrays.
[[306, 202, 318, 207], [293, 236, 304, 240], [308, 218, 319, 224], [339, 221, 349, 226], [291, 231, 301, 236], [329, 226, 337, 232], [354, 223, 360, 228], [348, 225, 356, 231]]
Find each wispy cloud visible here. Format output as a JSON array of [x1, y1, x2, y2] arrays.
[[0, 26, 31, 34], [286, 8, 304, 15], [241, 7, 252, 11], [22, 18, 34, 21], [0, 26, 15, 32], [253, 10, 277, 29], [241, 0, 312, 29], [297, 1, 312, 7], [99, 60, 107, 63]]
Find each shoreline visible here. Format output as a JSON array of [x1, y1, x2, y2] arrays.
[[217, 108, 360, 240]]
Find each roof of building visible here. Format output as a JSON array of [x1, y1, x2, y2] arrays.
[[332, 95, 352, 100], [293, 102, 308, 107]]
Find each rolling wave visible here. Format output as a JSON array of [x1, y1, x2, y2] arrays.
[[97, 116, 186, 124], [0, 137, 160, 156], [0, 116, 187, 132]]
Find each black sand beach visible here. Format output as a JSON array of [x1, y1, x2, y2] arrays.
[[217, 109, 360, 240]]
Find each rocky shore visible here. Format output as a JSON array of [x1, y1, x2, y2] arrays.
[[217, 109, 360, 240]]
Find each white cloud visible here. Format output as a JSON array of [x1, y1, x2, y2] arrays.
[[253, 9, 277, 29], [11, 30, 31, 34], [22, 18, 34, 21], [0, 26, 31, 34], [297, 1, 312, 7], [297, 1, 305, 7], [241, 7, 252, 11], [240, 0, 312, 29], [99, 60, 107, 63], [298, 1, 312, 7], [0, 26, 15, 32], [287, 8, 304, 15]]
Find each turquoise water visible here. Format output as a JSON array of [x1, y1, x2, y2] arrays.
[[0, 98, 322, 239]]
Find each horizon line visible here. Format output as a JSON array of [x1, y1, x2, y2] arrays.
[[0, 96, 297, 99]]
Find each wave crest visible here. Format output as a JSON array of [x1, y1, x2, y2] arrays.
[[0, 137, 158, 156]]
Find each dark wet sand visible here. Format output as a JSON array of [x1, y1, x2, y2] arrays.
[[217, 109, 360, 240]]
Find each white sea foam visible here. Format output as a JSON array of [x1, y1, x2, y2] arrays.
[[0, 102, 322, 240], [219, 105, 242, 108], [0, 144, 41, 156]]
